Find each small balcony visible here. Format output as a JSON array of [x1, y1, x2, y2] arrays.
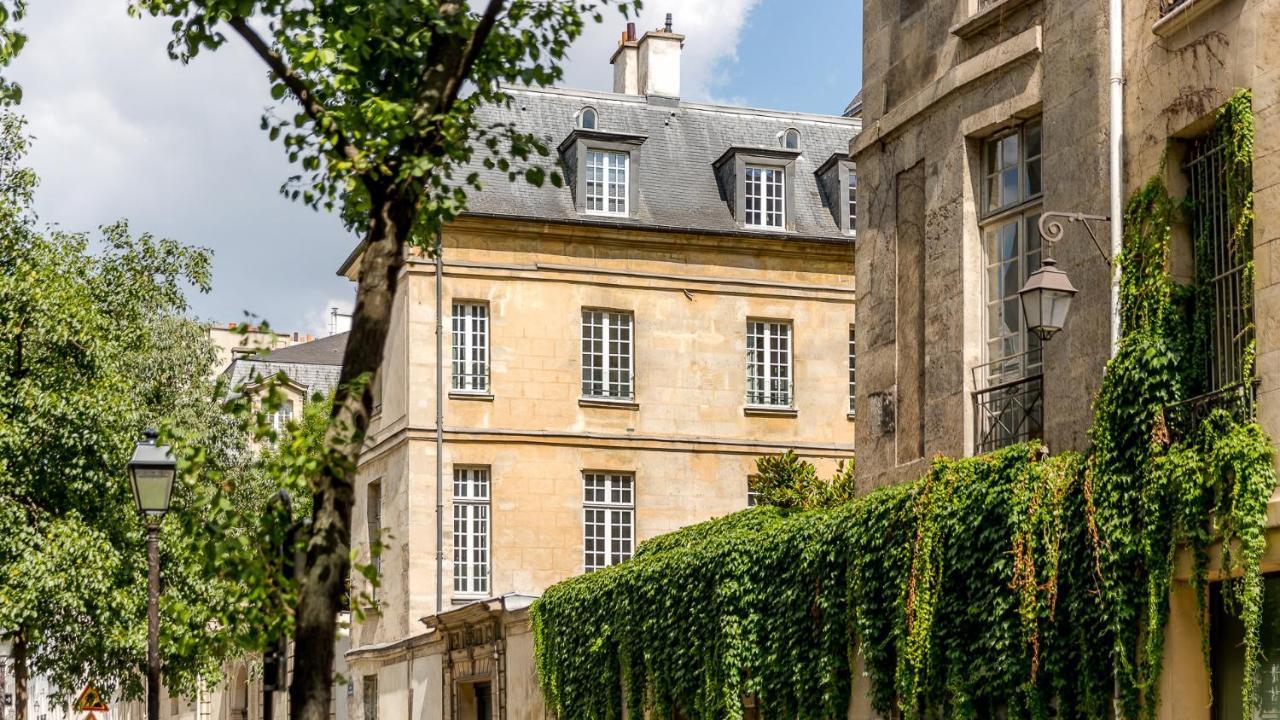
[[972, 351, 1044, 455]]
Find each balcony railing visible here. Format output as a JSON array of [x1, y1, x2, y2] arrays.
[[1158, 0, 1192, 15], [973, 360, 1044, 455], [1164, 381, 1258, 443]]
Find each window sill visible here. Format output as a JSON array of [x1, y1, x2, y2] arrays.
[[579, 397, 640, 410], [743, 224, 790, 233], [744, 405, 798, 418], [451, 594, 489, 605], [950, 0, 1037, 39], [1152, 0, 1227, 37], [584, 210, 632, 219], [449, 390, 494, 401]]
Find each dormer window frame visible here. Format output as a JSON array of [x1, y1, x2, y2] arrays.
[[781, 128, 801, 150], [815, 152, 856, 236], [578, 106, 599, 130], [714, 147, 799, 233], [558, 129, 647, 220]]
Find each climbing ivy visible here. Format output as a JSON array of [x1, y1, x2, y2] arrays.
[[531, 89, 1274, 720]]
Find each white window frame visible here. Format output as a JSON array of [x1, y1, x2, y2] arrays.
[[847, 168, 858, 235], [747, 475, 760, 507], [744, 164, 785, 229], [746, 320, 793, 407], [849, 324, 856, 417], [451, 301, 489, 393], [452, 467, 490, 598], [585, 149, 629, 216], [268, 399, 294, 434], [583, 472, 634, 572], [581, 309, 634, 400]]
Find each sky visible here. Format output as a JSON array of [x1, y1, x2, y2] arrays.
[[7, 1, 861, 337]]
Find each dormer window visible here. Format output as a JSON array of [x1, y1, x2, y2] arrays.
[[745, 165, 785, 228], [782, 128, 801, 150], [815, 153, 855, 234], [586, 149, 628, 215], [579, 107, 598, 130], [713, 146, 798, 232], [558, 127, 646, 219]]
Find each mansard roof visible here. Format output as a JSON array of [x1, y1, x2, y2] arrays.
[[461, 85, 861, 241]]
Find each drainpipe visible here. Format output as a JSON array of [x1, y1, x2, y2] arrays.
[[435, 228, 445, 609], [1109, 0, 1125, 355]]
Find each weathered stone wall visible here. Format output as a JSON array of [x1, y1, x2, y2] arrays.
[[853, 0, 1111, 492]]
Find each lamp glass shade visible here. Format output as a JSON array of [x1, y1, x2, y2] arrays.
[[130, 467, 174, 517], [128, 432, 176, 519], [1019, 259, 1078, 341]]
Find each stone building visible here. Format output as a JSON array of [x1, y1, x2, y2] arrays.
[[208, 322, 317, 375], [852, 0, 1278, 714], [340, 20, 860, 720]]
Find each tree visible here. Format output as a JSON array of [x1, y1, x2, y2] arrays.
[[0, 113, 247, 712], [113, 3, 636, 719]]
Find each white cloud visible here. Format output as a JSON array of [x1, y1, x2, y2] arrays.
[[305, 298, 355, 338], [559, 0, 763, 102]]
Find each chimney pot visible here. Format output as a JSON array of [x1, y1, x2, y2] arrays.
[[664, 13, 673, 32], [626, 22, 636, 41]]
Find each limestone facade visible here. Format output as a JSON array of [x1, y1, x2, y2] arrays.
[[342, 22, 861, 719], [852, 0, 1280, 715]]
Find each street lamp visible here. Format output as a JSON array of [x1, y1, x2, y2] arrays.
[[127, 429, 175, 720], [1019, 257, 1078, 341]]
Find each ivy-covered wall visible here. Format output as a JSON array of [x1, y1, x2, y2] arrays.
[[531, 91, 1274, 720]]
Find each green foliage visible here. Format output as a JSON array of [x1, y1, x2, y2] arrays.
[[0, 112, 246, 698], [751, 451, 856, 509], [532, 89, 1274, 720]]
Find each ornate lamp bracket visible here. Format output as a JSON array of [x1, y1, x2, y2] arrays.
[[1038, 212, 1112, 266]]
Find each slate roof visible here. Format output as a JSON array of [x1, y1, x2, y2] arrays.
[[462, 85, 861, 240], [222, 332, 347, 396]]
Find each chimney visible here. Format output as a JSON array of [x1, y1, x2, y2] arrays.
[[610, 15, 683, 98], [610, 22, 639, 94]]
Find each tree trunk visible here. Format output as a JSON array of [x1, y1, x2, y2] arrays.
[[12, 631, 25, 720], [1, 635, 8, 720], [289, 190, 413, 720]]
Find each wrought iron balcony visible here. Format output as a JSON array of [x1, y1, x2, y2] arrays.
[[1164, 381, 1258, 443], [1159, 0, 1193, 15], [973, 364, 1044, 455]]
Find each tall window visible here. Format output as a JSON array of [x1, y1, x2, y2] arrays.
[[747, 475, 760, 507], [362, 676, 378, 720], [975, 120, 1043, 454], [583, 472, 634, 571], [366, 480, 382, 600], [1187, 134, 1254, 395], [745, 165, 785, 228], [452, 467, 490, 597], [847, 169, 858, 233], [585, 149, 628, 215], [849, 325, 857, 416], [581, 309, 634, 400], [1211, 575, 1280, 718], [746, 320, 792, 407], [451, 302, 489, 392]]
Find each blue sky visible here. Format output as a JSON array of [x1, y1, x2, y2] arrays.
[[8, 1, 860, 336]]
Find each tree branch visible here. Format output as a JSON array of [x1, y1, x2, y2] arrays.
[[441, 0, 505, 112], [226, 16, 361, 164], [412, 0, 506, 125]]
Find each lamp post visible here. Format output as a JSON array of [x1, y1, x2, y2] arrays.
[[127, 429, 176, 720]]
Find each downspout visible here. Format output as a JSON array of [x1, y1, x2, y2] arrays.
[[1109, 0, 1125, 355], [435, 225, 445, 609]]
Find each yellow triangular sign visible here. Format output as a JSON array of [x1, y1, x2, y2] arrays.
[[74, 686, 109, 712], [82, 712, 98, 720]]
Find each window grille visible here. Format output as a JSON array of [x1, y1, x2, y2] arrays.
[[849, 325, 857, 416], [362, 676, 378, 720], [581, 309, 634, 399], [745, 165, 785, 228], [585, 149, 628, 215], [746, 320, 792, 407], [975, 120, 1044, 454], [1187, 135, 1254, 394], [452, 467, 490, 596], [267, 399, 294, 434], [583, 473, 634, 571], [366, 480, 382, 600], [451, 302, 489, 392]]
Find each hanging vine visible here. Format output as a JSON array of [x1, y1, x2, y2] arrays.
[[531, 89, 1273, 720]]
